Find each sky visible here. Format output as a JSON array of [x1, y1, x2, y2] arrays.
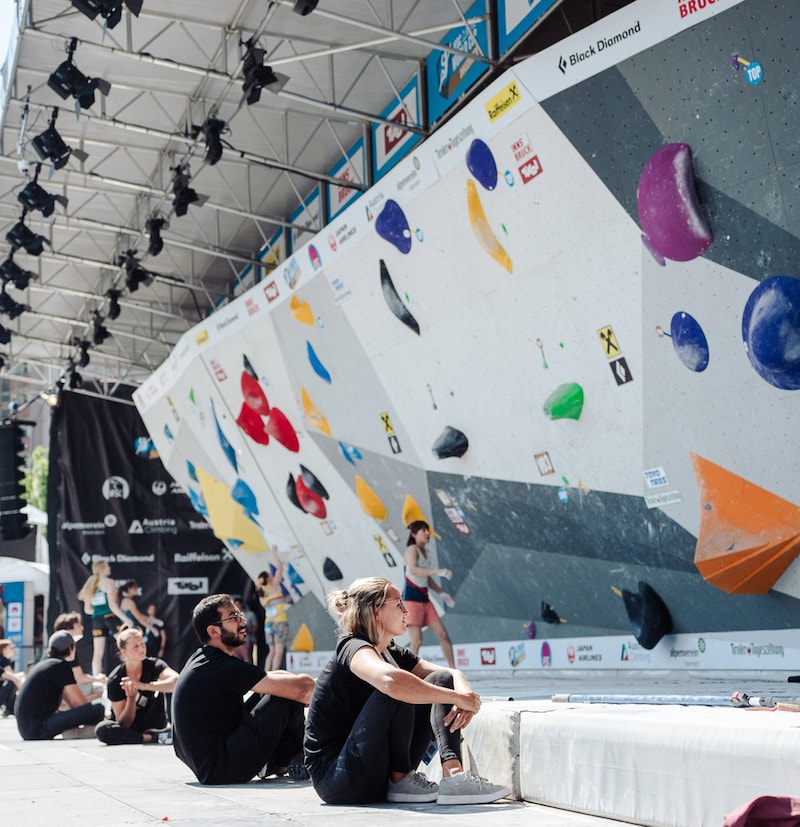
[[0, 0, 16, 68]]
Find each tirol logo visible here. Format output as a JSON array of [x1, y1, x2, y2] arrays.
[[384, 108, 409, 155], [541, 641, 552, 667], [102, 476, 130, 500], [479, 647, 496, 666], [567, 644, 575, 664], [519, 155, 543, 184]]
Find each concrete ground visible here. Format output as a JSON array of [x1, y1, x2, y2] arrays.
[[3, 669, 794, 826]]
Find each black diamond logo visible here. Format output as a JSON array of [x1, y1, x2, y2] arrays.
[[558, 55, 567, 74]]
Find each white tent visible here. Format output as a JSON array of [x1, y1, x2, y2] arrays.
[[0, 556, 49, 593]]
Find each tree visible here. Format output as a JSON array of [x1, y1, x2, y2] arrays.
[[22, 443, 48, 513]]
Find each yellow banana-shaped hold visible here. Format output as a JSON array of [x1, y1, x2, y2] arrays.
[[301, 387, 332, 436], [466, 178, 512, 273]]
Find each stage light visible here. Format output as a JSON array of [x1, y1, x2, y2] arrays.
[[198, 116, 226, 165], [17, 163, 68, 218], [118, 250, 152, 292], [6, 215, 48, 256], [145, 214, 168, 257], [92, 311, 110, 345], [68, 369, 82, 389], [74, 339, 91, 368], [0, 256, 36, 291], [0, 326, 11, 346], [241, 38, 289, 105], [48, 37, 111, 112], [31, 107, 89, 172], [0, 290, 26, 320], [70, 0, 142, 30], [293, 0, 318, 15], [105, 288, 122, 319], [170, 164, 207, 217]]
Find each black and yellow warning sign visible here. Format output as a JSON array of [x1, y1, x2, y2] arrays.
[[598, 325, 621, 358], [373, 534, 388, 553], [380, 412, 395, 434]]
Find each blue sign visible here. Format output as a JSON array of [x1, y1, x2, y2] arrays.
[[425, 0, 490, 125], [497, 0, 562, 56]]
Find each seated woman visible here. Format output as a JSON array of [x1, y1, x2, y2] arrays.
[[304, 576, 511, 806], [95, 627, 179, 745], [0, 638, 26, 716]]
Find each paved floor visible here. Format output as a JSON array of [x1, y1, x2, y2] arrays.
[[3, 669, 795, 826]]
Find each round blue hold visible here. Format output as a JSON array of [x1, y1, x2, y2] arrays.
[[670, 311, 709, 372], [466, 139, 498, 191], [742, 275, 800, 390]]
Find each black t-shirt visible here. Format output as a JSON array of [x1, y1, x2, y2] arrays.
[[15, 657, 76, 739], [106, 656, 169, 732], [0, 654, 13, 673], [304, 635, 418, 773], [172, 645, 265, 782]]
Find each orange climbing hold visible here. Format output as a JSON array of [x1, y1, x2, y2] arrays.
[[691, 453, 800, 594]]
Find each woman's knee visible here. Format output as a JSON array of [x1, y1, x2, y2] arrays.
[[424, 669, 453, 689]]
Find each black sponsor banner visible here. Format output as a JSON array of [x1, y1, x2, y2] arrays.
[[47, 385, 252, 673]]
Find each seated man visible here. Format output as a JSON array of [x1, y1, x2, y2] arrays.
[[15, 630, 105, 740], [95, 627, 179, 745], [53, 612, 106, 701], [172, 593, 315, 785], [0, 639, 26, 716]]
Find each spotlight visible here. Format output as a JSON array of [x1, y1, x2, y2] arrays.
[[293, 0, 318, 15], [145, 214, 168, 257], [105, 288, 122, 319], [92, 311, 110, 345], [68, 369, 82, 389], [118, 250, 152, 293], [170, 164, 207, 217], [74, 338, 91, 368], [0, 290, 26, 320], [70, 0, 142, 30], [0, 256, 36, 291], [6, 215, 48, 256], [31, 107, 89, 171], [240, 38, 289, 105], [0, 325, 11, 346], [17, 163, 68, 218], [197, 116, 227, 166], [48, 37, 111, 112]]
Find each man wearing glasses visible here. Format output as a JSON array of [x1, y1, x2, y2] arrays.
[[172, 593, 315, 785]]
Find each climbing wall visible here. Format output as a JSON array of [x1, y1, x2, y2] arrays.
[[135, 0, 800, 666]]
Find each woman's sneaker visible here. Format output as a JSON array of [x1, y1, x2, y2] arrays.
[[386, 770, 439, 803], [437, 771, 511, 805]]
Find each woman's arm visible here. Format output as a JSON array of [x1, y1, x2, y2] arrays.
[[125, 666, 179, 695], [350, 647, 480, 712], [103, 578, 130, 625]]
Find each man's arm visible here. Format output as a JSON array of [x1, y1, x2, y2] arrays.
[[62, 682, 94, 709], [251, 670, 315, 705]]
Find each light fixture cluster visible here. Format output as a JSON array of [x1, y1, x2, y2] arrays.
[[8, 0, 313, 395]]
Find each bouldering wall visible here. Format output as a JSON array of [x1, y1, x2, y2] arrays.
[[134, 0, 800, 669]]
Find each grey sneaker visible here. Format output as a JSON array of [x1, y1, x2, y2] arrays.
[[386, 770, 439, 803], [437, 772, 511, 805]]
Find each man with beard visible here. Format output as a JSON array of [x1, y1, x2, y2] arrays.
[[172, 593, 315, 785]]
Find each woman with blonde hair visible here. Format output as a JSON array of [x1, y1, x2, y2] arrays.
[[95, 627, 178, 746], [303, 576, 510, 806], [77, 560, 129, 676]]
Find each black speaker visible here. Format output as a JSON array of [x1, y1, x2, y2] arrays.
[[0, 423, 30, 541]]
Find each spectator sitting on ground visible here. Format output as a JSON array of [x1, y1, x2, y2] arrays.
[[0, 639, 26, 716], [53, 612, 107, 701], [15, 630, 105, 741], [95, 627, 178, 746], [171, 593, 315, 785]]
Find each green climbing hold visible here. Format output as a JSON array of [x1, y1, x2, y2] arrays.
[[543, 382, 584, 421]]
